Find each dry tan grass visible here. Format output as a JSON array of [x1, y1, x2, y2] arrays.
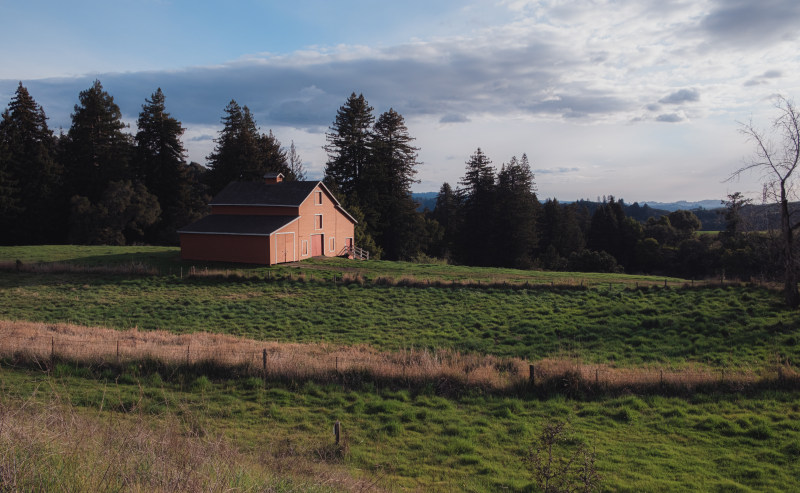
[[1, 320, 795, 395], [0, 384, 379, 492]]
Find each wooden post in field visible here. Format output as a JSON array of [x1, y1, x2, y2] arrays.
[[262, 348, 267, 383], [335, 356, 339, 372], [529, 364, 535, 386], [116, 340, 120, 363], [595, 368, 599, 387], [334, 420, 341, 445], [50, 336, 54, 368]]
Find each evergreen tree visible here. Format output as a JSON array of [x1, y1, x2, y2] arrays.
[[369, 108, 423, 259], [134, 88, 199, 243], [63, 80, 132, 201], [495, 154, 539, 268], [430, 182, 461, 260], [0, 83, 62, 244], [287, 140, 306, 181], [205, 101, 289, 194], [323, 93, 374, 197], [457, 148, 496, 266]]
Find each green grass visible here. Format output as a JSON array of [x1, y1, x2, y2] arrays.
[[0, 270, 796, 367], [3, 365, 799, 492], [2, 245, 799, 491], [0, 244, 690, 285]]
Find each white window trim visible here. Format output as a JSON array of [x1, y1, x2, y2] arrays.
[[301, 240, 308, 256], [329, 237, 335, 252], [315, 191, 323, 205], [314, 214, 323, 230]]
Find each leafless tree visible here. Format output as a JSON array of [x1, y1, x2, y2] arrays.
[[730, 96, 800, 307]]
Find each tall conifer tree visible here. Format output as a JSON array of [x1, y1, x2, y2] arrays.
[[0, 83, 61, 243], [369, 108, 423, 259], [205, 101, 289, 194], [63, 80, 131, 201], [495, 154, 539, 268], [134, 88, 204, 243], [457, 148, 496, 266], [323, 93, 374, 197]]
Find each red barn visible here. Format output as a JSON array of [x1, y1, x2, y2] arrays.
[[178, 173, 356, 265]]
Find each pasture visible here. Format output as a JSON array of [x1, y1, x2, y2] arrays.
[[1, 245, 799, 491]]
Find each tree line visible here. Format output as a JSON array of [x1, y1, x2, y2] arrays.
[[0, 83, 789, 288], [0, 81, 305, 246]]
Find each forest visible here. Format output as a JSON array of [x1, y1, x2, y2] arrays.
[[0, 83, 784, 281]]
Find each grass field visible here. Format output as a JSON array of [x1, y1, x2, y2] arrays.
[[0, 269, 796, 367], [3, 365, 800, 492], [1, 245, 799, 491]]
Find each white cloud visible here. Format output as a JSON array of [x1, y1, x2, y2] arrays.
[[1, 0, 795, 200]]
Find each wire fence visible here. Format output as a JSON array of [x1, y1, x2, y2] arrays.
[[1, 320, 796, 395]]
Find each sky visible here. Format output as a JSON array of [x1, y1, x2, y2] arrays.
[[1, 0, 799, 203]]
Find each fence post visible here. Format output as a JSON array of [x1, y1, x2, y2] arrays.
[[335, 356, 339, 372], [50, 336, 54, 368], [595, 368, 599, 387], [116, 340, 120, 363], [529, 364, 535, 386], [334, 420, 341, 445]]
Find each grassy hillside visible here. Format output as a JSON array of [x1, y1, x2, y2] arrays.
[[1, 245, 799, 491], [3, 365, 800, 492]]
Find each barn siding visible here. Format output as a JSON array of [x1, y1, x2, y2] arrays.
[[180, 233, 269, 264], [211, 205, 300, 216]]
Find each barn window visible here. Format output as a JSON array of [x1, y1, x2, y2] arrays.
[[302, 240, 308, 256], [315, 191, 323, 205], [330, 237, 335, 251], [315, 214, 323, 229]]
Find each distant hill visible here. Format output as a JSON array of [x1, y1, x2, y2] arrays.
[[640, 200, 722, 211], [412, 192, 438, 211]]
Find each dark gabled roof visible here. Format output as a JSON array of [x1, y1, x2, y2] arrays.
[[210, 181, 319, 206], [177, 214, 298, 236]]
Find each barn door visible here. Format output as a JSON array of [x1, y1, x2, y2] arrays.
[[311, 234, 323, 257]]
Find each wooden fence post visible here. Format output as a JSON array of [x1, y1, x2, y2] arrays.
[[595, 368, 599, 387], [50, 336, 54, 368], [529, 364, 535, 386], [262, 348, 268, 385], [116, 340, 120, 363]]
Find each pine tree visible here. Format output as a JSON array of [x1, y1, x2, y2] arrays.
[[430, 182, 461, 259], [0, 83, 61, 244], [205, 101, 289, 194], [134, 88, 203, 243], [495, 154, 539, 268], [63, 80, 132, 202], [457, 148, 496, 266], [287, 140, 306, 181], [323, 93, 374, 197], [369, 108, 423, 259]]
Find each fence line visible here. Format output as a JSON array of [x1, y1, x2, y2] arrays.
[[1, 320, 795, 395]]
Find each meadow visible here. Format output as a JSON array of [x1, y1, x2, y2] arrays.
[[1, 245, 799, 491]]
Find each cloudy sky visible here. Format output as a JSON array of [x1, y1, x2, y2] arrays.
[[2, 0, 799, 202]]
